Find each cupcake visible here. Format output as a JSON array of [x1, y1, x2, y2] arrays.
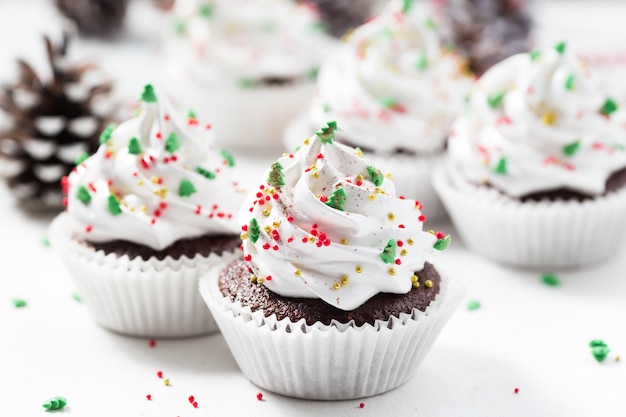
[[284, 0, 472, 219], [200, 122, 465, 399], [160, 0, 335, 151], [433, 43, 626, 268], [49, 85, 246, 337]]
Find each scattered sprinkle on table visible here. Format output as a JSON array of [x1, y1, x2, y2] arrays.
[[156, 370, 163, 378], [149, 339, 157, 347], [146, 394, 152, 401], [72, 292, 82, 303], [42, 236, 50, 247], [541, 273, 560, 287], [466, 300, 481, 311], [590, 340, 610, 362], [514, 388, 520, 394], [12, 298, 27, 308], [42, 396, 67, 410], [359, 402, 365, 408], [256, 392, 264, 401]]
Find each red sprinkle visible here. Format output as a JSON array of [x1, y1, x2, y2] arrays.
[[262, 243, 271, 250], [146, 394, 152, 400], [397, 241, 404, 247], [156, 132, 162, 139], [256, 393, 264, 401], [514, 388, 520, 394], [192, 401, 198, 408], [157, 371, 163, 378], [395, 259, 401, 265], [149, 339, 156, 347], [418, 215, 426, 222], [359, 402, 365, 408], [164, 114, 170, 121], [287, 216, 294, 223], [244, 255, 252, 262], [85, 225, 92, 233], [266, 276, 272, 281], [188, 396, 194, 403]]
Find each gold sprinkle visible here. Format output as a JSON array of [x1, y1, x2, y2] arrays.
[[150, 176, 159, 184], [240, 232, 248, 240], [428, 229, 435, 235], [163, 378, 170, 386], [269, 188, 276, 195], [341, 275, 349, 285], [140, 205, 148, 213], [257, 277, 265, 285], [400, 249, 408, 256], [541, 112, 556, 125], [262, 208, 271, 217], [412, 281, 420, 288], [333, 282, 342, 290], [356, 174, 364, 180], [407, 239, 414, 246], [340, 238, 348, 245], [294, 269, 301, 277], [425, 280, 433, 288], [264, 225, 272, 233], [282, 153, 289, 157], [385, 172, 393, 179], [309, 165, 318, 171], [368, 194, 376, 201], [388, 268, 396, 276], [356, 148, 363, 157], [250, 276, 258, 284], [154, 188, 168, 199], [309, 237, 315, 242], [355, 266, 363, 273], [304, 138, 310, 145], [411, 275, 418, 282], [387, 213, 395, 221], [312, 172, 319, 178], [616, 355, 621, 362], [272, 221, 281, 228], [137, 180, 144, 186], [129, 207, 135, 212]]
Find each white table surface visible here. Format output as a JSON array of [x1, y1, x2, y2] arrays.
[[1, 1, 625, 416]]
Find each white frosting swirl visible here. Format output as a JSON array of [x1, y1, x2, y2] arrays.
[[309, 0, 472, 154], [449, 43, 626, 197], [66, 85, 246, 250], [240, 124, 447, 311], [166, 0, 335, 85]]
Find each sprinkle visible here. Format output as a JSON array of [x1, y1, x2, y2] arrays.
[[359, 402, 365, 408], [356, 266, 363, 273], [262, 208, 271, 216], [268, 161, 285, 187], [248, 218, 260, 243], [165, 132, 179, 153], [76, 185, 91, 204], [541, 273, 560, 287], [367, 166, 384, 186], [74, 151, 89, 165], [12, 298, 27, 308], [333, 282, 342, 290], [107, 194, 122, 215], [407, 239, 414, 245], [424, 280, 433, 288], [565, 73, 575, 91], [487, 92, 506, 108], [42, 396, 67, 410], [590, 340, 610, 362], [341, 276, 349, 285], [188, 396, 195, 403], [340, 238, 348, 245], [401, 0, 413, 13], [149, 339, 156, 347], [72, 293, 82, 303], [85, 225, 92, 233], [99, 123, 116, 144], [315, 121, 338, 143], [541, 112, 557, 126], [400, 249, 407, 256], [178, 179, 196, 197], [388, 268, 397, 276], [380, 239, 397, 264], [325, 188, 346, 211], [555, 42, 566, 55], [417, 51, 428, 70], [196, 166, 216, 179], [163, 378, 170, 386], [128, 137, 142, 155], [514, 388, 519, 394], [387, 213, 395, 221], [368, 194, 376, 201], [199, 3, 213, 17], [466, 300, 481, 311], [562, 140, 580, 157], [293, 269, 301, 277], [600, 98, 618, 116], [146, 394, 151, 400], [529, 50, 541, 61], [192, 401, 198, 408], [433, 235, 451, 251], [411, 275, 419, 287], [418, 215, 426, 222], [157, 370, 163, 378], [256, 392, 264, 401], [221, 149, 235, 166], [141, 84, 157, 103], [493, 157, 507, 175]]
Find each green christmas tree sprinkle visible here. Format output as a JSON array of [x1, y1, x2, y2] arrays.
[[196, 166, 216, 180], [99, 123, 116, 144], [187, 109, 197, 119], [325, 188, 346, 211], [141, 84, 157, 103], [315, 121, 338, 143], [248, 218, 260, 244], [76, 185, 91, 205], [433, 235, 451, 251], [221, 149, 235, 167], [600, 98, 618, 116], [42, 396, 67, 410], [488, 92, 506, 109], [74, 152, 89, 165], [417, 51, 428, 70], [562, 140, 580, 157], [466, 300, 481, 311], [380, 239, 397, 264], [267, 162, 285, 187], [589, 340, 610, 362], [107, 194, 122, 215], [402, 0, 413, 13], [128, 137, 142, 155], [12, 298, 27, 308], [178, 179, 197, 197], [367, 166, 384, 186], [555, 42, 567, 55], [565, 73, 576, 91], [541, 273, 560, 287], [165, 132, 180, 153], [493, 157, 507, 175], [529, 50, 541, 61]]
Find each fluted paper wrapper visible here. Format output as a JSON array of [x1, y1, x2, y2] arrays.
[[199, 263, 464, 400], [283, 113, 446, 220], [49, 213, 241, 338], [433, 164, 626, 268]]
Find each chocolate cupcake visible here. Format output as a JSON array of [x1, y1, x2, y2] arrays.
[[433, 43, 626, 268], [49, 85, 246, 337], [200, 122, 464, 399]]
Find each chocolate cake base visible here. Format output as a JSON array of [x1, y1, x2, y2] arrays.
[[218, 258, 441, 326], [83, 234, 241, 261]]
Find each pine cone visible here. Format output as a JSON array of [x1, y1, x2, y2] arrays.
[[55, 0, 130, 37], [0, 34, 114, 211], [302, 0, 384, 38], [430, 0, 534, 74]]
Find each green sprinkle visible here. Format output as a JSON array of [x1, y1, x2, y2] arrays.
[[487, 92, 506, 109], [417, 51, 428, 70], [308, 67, 319, 80], [433, 235, 451, 251], [323, 103, 330, 113], [107, 194, 122, 215], [311, 21, 328, 33], [42, 236, 50, 247], [72, 293, 82, 303], [466, 300, 481, 311], [141, 84, 157, 103], [248, 218, 260, 244], [367, 166, 384, 186], [99, 123, 116, 144], [380, 239, 397, 264], [42, 396, 67, 411], [239, 78, 255, 89], [221, 149, 235, 167], [529, 50, 541, 61], [401, 0, 413, 13], [315, 121, 338, 143], [600, 98, 618, 116], [74, 152, 89, 165], [589, 340, 610, 362], [196, 166, 216, 180], [199, 3, 213, 17], [178, 179, 197, 197], [541, 273, 560, 287], [380, 97, 398, 109], [165, 132, 180, 153], [493, 157, 507, 175], [425, 17, 437, 30], [12, 298, 27, 308], [187, 109, 197, 119], [76, 185, 91, 205], [555, 42, 567, 55], [565, 73, 575, 91], [267, 162, 285, 187], [614, 143, 625, 151], [325, 188, 346, 211], [562, 140, 580, 157], [175, 20, 186, 34], [128, 137, 142, 155]]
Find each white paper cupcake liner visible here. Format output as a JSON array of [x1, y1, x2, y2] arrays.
[[49, 213, 241, 338], [199, 262, 465, 400], [283, 113, 446, 220], [432, 163, 626, 268]]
